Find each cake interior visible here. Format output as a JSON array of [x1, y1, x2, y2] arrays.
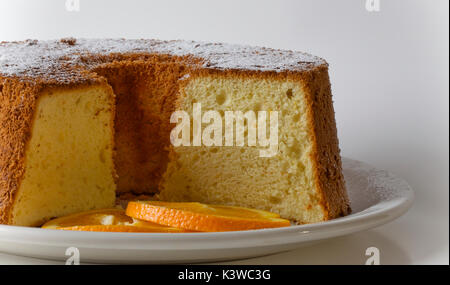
[[159, 76, 326, 223], [10, 85, 116, 226]]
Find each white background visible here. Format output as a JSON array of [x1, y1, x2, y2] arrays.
[[0, 0, 448, 264]]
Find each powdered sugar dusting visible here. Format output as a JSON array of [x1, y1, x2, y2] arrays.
[[342, 158, 413, 213], [150, 39, 324, 71], [0, 38, 326, 82]]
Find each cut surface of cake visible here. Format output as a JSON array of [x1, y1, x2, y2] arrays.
[[0, 81, 117, 226], [0, 38, 350, 226]]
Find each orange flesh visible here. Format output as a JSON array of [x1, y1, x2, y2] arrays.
[[126, 201, 291, 232]]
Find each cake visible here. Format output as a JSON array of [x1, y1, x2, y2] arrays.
[[0, 38, 350, 226]]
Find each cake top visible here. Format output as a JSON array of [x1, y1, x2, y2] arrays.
[[0, 38, 326, 84]]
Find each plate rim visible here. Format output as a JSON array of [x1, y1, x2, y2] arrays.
[[0, 157, 414, 251]]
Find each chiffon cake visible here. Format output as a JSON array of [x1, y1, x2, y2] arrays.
[[0, 38, 350, 226]]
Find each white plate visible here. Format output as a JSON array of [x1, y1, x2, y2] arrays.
[[0, 158, 413, 264]]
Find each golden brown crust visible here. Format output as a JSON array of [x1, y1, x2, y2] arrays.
[[0, 38, 349, 223], [302, 66, 351, 218], [0, 79, 40, 224]]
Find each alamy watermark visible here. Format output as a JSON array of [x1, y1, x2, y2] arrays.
[[365, 0, 380, 12], [170, 103, 279, 158], [65, 0, 80, 12], [365, 246, 380, 265], [65, 246, 80, 265]]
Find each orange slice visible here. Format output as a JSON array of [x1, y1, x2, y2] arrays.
[[126, 201, 291, 232], [41, 208, 187, 233]]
